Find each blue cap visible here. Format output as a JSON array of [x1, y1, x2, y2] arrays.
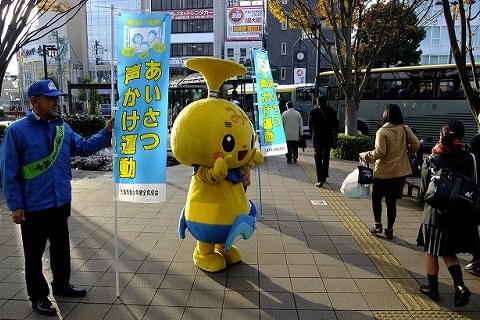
[[27, 80, 66, 98]]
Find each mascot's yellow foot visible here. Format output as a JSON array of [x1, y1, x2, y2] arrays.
[[193, 247, 226, 272], [215, 245, 241, 265]]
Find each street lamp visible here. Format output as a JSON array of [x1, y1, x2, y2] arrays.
[[41, 45, 57, 79]]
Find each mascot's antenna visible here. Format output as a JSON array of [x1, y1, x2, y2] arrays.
[[185, 57, 247, 98]]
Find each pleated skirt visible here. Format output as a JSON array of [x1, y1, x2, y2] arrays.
[[417, 223, 480, 256]]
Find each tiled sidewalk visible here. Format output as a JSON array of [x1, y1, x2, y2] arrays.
[[0, 145, 479, 319]]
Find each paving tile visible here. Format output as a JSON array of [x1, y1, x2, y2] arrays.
[[221, 308, 260, 320], [187, 290, 224, 308], [151, 288, 190, 306], [259, 291, 296, 309], [182, 307, 222, 320], [0, 299, 32, 319], [291, 277, 326, 293], [288, 264, 321, 278], [64, 302, 111, 319], [102, 303, 148, 320], [362, 291, 407, 310], [223, 290, 259, 308], [328, 292, 370, 310]]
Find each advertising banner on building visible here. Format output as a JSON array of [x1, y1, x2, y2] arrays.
[[114, 12, 171, 203], [294, 68, 306, 84], [226, 6, 263, 41], [251, 49, 287, 157]]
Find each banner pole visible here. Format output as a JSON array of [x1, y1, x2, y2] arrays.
[[110, 5, 120, 298], [250, 48, 263, 218]]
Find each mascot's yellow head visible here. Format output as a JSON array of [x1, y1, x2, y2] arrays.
[[171, 57, 255, 168]]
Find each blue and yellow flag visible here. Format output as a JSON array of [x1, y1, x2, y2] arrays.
[[251, 49, 287, 156], [114, 13, 171, 203]]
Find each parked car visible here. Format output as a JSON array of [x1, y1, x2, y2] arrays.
[[99, 104, 111, 115]]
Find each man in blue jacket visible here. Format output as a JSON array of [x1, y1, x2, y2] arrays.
[[0, 80, 114, 316]]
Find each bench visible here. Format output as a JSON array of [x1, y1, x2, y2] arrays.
[[405, 178, 424, 205], [405, 180, 420, 197]]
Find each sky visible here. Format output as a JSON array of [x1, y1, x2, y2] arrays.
[[7, 59, 18, 75]]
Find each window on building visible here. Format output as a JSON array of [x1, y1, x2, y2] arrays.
[[431, 26, 440, 45], [171, 43, 213, 57], [227, 48, 234, 58], [151, 0, 213, 10], [240, 48, 247, 57], [281, 43, 287, 55], [172, 19, 213, 33], [281, 19, 287, 30], [280, 67, 286, 80]]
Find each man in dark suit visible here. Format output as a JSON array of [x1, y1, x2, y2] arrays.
[[309, 95, 340, 187]]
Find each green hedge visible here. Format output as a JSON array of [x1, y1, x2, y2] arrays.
[[331, 133, 375, 161], [0, 124, 6, 137], [62, 114, 106, 137]]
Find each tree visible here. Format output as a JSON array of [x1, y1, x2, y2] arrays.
[[439, 0, 480, 126], [362, 2, 426, 67], [0, 0, 88, 94], [269, 0, 435, 135]]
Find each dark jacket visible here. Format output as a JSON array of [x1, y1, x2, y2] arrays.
[[419, 150, 480, 226], [308, 105, 340, 148]]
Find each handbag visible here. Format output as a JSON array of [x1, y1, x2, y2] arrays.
[[298, 136, 306, 151], [424, 153, 480, 222], [358, 160, 374, 184]]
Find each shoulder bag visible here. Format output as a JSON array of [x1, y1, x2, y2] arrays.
[[424, 153, 480, 224]]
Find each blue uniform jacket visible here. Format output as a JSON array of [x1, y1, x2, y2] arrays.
[[0, 112, 111, 212]]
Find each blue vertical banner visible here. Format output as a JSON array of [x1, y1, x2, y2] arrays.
[[114, 13, 171, 203], [251, 49, 287, 156]]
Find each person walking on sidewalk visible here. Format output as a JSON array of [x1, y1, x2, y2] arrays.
[[0, 79, 114, 316], [359, 104, 419, 239], [281, 101, 303, 164], [309, 95, 340, 187], [417, 119, 476, 307]]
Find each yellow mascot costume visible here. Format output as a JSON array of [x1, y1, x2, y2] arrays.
[[171, 57, 264, 272]]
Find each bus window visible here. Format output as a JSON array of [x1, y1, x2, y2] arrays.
[[439, 79, 464, 98]]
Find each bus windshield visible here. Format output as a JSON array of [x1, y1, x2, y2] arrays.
[[319, 64, 479, 150]]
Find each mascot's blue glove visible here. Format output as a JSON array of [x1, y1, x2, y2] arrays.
[[225, 200, 258, 251], [179, 207, 186, 239]]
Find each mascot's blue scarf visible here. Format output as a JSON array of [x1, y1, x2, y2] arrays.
[[193, 165, 243, 184]]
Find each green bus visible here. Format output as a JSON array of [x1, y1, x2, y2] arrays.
[[319, 64, 480, 150]]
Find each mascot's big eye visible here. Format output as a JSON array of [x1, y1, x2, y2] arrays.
[[222, 134, 235, 152]]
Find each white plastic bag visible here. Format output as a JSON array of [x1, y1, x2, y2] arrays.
[[340, 169, 367, 199]]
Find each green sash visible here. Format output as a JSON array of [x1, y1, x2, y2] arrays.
[[21, 125, 65, 179]]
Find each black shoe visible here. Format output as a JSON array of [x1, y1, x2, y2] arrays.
[[31, 298, 56, 316], [293, 158, 297, 163], [52, 283, 87, 297], [315, 182, 323, 188], [465, 259, 480, 270], [420, 284, 439, 301], [287, 160, 292, 164], [454, 285, 470, 307], [384, 228, 393, 240]]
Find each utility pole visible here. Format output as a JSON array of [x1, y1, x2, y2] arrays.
[[94, 40, 99, 82], [40, 45, 57, 79]]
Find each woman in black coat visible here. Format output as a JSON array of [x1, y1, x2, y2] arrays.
[[417, 119, 480, 307]]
